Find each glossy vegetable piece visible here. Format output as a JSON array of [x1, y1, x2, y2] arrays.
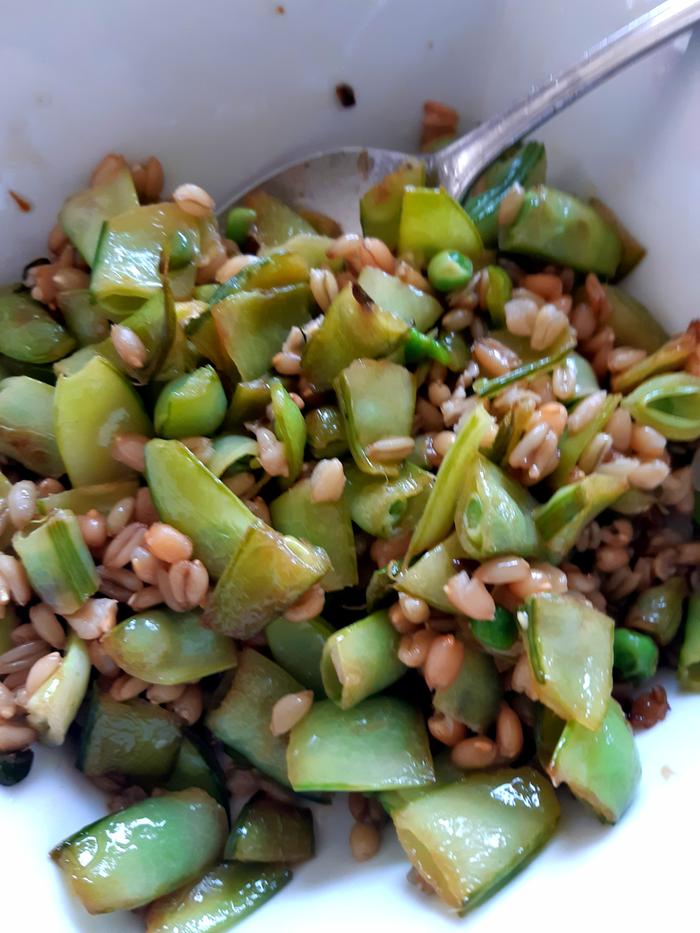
[[270, 478, 357, 591], [59, 164, 139, 265], [603, 285, 667, 353], [287, 696, 434, 792], [474, 332, 575, 398], [391, 769, 559, 914], [613, 629, 659, 684], [0, 749, 33, 787], [360, 161, 426, 249], [206, 648, 303, 786], [225, 377, 274, 428], [625, 576, 685, 646], [547, 699, 641, 823], [565, 352, 600, 399], [534, 473, 628, 564], [243, 190, 315, 247], [345, 462, 433, 539], [226, 206, 257, 245], [612, 332, 695, 394], [499, 185, 621, 276], [154, 365, 227, 439], [37, 480, 138, 516], [204, 524, 330, 638], [335, 358, 416, 477], [357, 266, 442, 331], [395, 533, 463, 613], [464, 140, 547, 246], [145, 439, 255, 578], [209, 251, 309, 306], [522, 593, 614, 729], [402, 328, 451, 368], [213, 284, 311, 381], [165, 734, 228, 808], [109, 286, 177, 383], [270, 379, 306, 483], [406, 405, 494, 562], [321, 610, 405, 709], [397, 187, 483, 263], [207, 435, 258, 478], [183, 304, 236, 376], [25, 634, 90, 746], [433, 645, 502, 732], [0, 286, 75, 366], [456, 454, 540, 559], [482, 265, 513, 326], [305, 405, 348, 458], [103, 610, 237, 685], [145, 861, 292, 933], [470, 606, 519, 653], [225, 793, 314, 863], [589, 198, 646, 281], [58, 289, 111, 346], [78, 691, 182, 783], [0, 376, 65, 476], [551, 392, 620, 487], [679, 594, 700, 690], [51, 789, 227, 914], [13, 509, 98, 614], [611, 487, 657, 516], [262, 233, 341, 271], [55, 356, 153, 486], [302, 283, 409, 390], [622, 373, 700, 441], [266, 615, 333, 695]]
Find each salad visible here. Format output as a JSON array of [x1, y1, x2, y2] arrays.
[[0, 124, 698, 929]]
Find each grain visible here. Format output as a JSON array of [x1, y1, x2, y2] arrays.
[[90, 152, 127, 187], [496, 703, 524, 759], [398, 593, 430, 624], [214, 254, 256, 283], [427, 712, 467, 746], [397, 628, 434, 667], [127, 586, 164, 611], [474, 557, 530, 585], [103, 522, 147, 568], [630, 425, 666, 459], [309, 267, 339, 311], [0, 556, 31, 605], [444, 571, 496, 620], [169, 684, 203, 724], [111, 433, 148, 472], [28, 604, 65, 649], [606, 408, 633, 451], [505, 297, 538, 336], [110, 674, 148, 701], [36, 478, 64, 497], [106, 497, 136, 535], [498, 183, 525, 227], [568, 390, 607, 434], [310, 458, 346, 502], [424, 634, 464, 689], [147, 683, 186, 704], [284, 584, 325, 622], [144, 523, 193, 564], [63, 598, 117, 640], [473, 338, 520, 377], [0, 723, 37, 752], [531, 303, 569, 351], [270, 690, 313, 735], [608, 346, 647, 373], [168, 559, 209, 609], [520, 273, 563, 302], [173, 183, 215, 217], [111, 325, 147, 369], [78, 510, 108, 550], [25, 651, 61, 696], [451, 736, 497, 769], [8, 481, 37, 530], [349, 822, 381, 862], [629, 459, 670, 490], [365, 436, 415, 463], [579, 432, 613, 474]]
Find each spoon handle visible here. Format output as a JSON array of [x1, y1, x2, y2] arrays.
[[434, 0, 700, 199]]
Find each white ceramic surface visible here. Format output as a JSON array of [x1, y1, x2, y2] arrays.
[[1, 1, 698, 931]]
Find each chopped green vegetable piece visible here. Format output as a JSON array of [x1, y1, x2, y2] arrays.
[[209, 251, 309, 306], [470, 605, 519, 652], [155, 365, 227, 439], [391, 769, 559, 914], [357, 266, 442, 331], [335, 358, 416, 477], [0, 749, 33, 787], [270, 478, 357, 592], [565, 352, 600, 400], [206, 435, 258, 478], [266, 615, 332, 695], [603, 285, 667, 353], [14, 509, 98, 614], [0, 376, 65, 476], [225, 793, 314, 863], [207, 648, 303, 786], [51, 789, 227, 914], [145, 861, 292, 933], [36, 480, 138, 516], [25, 633, 90, 745], [402, 328, 452, 368], [226, 206, 257, 245], [547, 699, 641, 823], [398, 187, 483, 264], [613, 629, 659, 684], [395, 533, 464, 613], [427, 250, 473, 292], [204, 523, 330, 639], [590, 198, 646, 281], [483, 265, 512, 326], [360, 161, 426, 249], [612, 332, 695, 394], [345, 461, 433, 539], [103, 610, 237, 685], [522, 593, 613, 729], [78, 691, 182, 784], [0, 286, 75, 363], [551, 393, 620, 487], [305, 405, 348, 459], [165, 734, 228, 808], [287, 696, 434, 792], [679, 594, 700, 691], [406, 405, 494, 562], [474, 332, 576, 398], [59, 165, 139, 265], [243, 190, 316, 247], [55, 356, 153, 486], [145, 439, 255, 578], [499, 185, 621, 276], [625, 576, 685, 646], [456, 454, 540, 559], [58, 289, 111, 346], [622, 372, 700, 441], [611, 487, 657, 516], [302, 283, 409, 390], [321, 610, 405, 709], [224, 377, 274, 429], [270, 378, 306, 483], [433, 644, 502, 732]]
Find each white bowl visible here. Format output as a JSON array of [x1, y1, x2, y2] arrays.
[[1, 1, 698, 930]]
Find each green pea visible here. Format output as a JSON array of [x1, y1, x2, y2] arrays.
[[470, 606, 518, 652], [226, 207, 257, 245], [613, 628, 658, 684], [167, 228, 197, 270], [427, 250, 473, 292]]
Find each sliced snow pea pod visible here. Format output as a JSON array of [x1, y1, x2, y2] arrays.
[[57, 289, 111, 346], [155, 365, 227, 438], [679, 594, 700, 690], [111, 285, 177, 383], [0, 376, 65, 476], [391, 769, 559, 915], [225, 377, 274, 428], [357, 266, 442, 331], [360, 160, 426, 249], [397, 187, 483, 264], [625, 576, 685, 646], [622, 372, 700, 441], [611, 487, 657, 516], [433, 644, 502, 732], [146, 861, 292, 933], [590, 198, 646, 281], [13, 509, 98, 614], [603, 285, 667, 353], [395, 533, 464, 613], [270, 378, 306, 483], [613, 629, 659, 685], [0, 286, 75, 363], [320, 610, 405, 709], [266, 615, 333, 695], [551, 392, 620, 487], [521, 593, 613, 730], [209, 251, 309, 306], [470, 606, 519, 653], [184, 304, 233, 375], [225, 793, 314, 863], [612, 331, 695, 394], [0, 749, 33, 786], [55, 356, 153, 486], [145, 439, 255, 578], [37, 479, 138, 516], [25, 633, 90, 746], [103, 610, 237, 685], [207, 434, 258, 478], [59, 164, 139, 265], [565, 351, 599, 399], [287, 696, 434, 792], [498, 185, 621, 276], [482, 264, 512, 326], [305, 404, 348, 458], [78, 690, 182, 784], [207, 648, 303, 786], [243, 190, 316, 247], [203, 523, 330, 638], [402, 328, 452, 368], [270, 478, 357, 591], [51, 789, 227, 914], [165, 733, 228, 809], [335, 358, 416, 477], [302, 283, 409, 390], [474, 332, 575, 398], [262, 234, 342, 271], [345, 461, 433, 539]]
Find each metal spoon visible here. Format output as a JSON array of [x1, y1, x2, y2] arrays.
[[221, 0, 700, 232]]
